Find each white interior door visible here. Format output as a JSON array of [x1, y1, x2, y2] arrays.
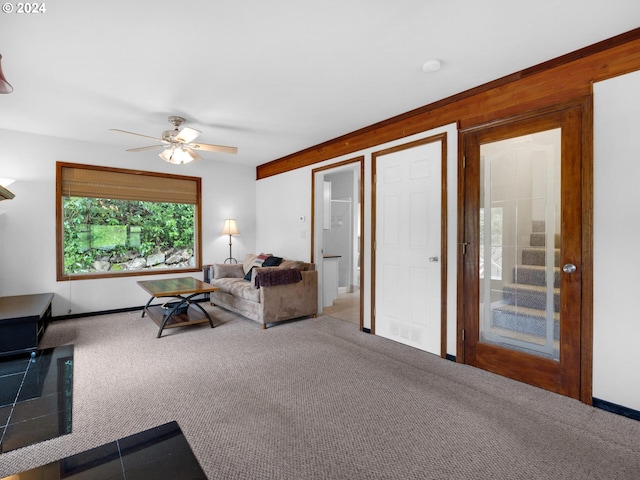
[[375, 140, 442, 354]]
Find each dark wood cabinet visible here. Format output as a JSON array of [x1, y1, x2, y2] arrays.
[[0, 293, 53, 356]]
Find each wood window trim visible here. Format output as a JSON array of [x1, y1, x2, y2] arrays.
[[55, 162, 203, 281]]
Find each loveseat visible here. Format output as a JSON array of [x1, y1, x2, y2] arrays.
[[204, 254, 318, 329]]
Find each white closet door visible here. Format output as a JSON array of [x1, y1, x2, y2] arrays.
[[375, 140, 442, 354]]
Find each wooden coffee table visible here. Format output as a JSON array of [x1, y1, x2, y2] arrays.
[[137, 277, 219, 338]]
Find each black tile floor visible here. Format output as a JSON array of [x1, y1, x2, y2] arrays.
[[0, 345, 74, 453], [1, 346, 207, 479], [3, 421, 208, 480]]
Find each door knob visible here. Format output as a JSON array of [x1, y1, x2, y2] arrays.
[[429, 256, 439, 262], [562, 263, 577, 274]]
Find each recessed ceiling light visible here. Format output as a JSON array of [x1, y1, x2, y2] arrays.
[[422, 59, 442, 72]]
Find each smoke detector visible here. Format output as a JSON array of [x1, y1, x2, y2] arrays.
[[422, 59, 442, 72]]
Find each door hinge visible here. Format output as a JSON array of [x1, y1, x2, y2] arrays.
[[462, 329, 465, 341], [463, 155, 466, 168], [461, 242, 469, 255]]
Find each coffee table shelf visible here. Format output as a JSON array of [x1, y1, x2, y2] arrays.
[[145, 304, 211, 330]]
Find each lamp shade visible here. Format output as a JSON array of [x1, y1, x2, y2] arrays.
[[221, 219, 239, 236]]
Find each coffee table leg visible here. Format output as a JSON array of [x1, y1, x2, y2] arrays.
[[191, 301, 215, 329], [157, 297, 184, 338], [142, 296, 154, 318]]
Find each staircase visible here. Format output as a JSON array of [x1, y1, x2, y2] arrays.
[[490, 221, 560, 352]]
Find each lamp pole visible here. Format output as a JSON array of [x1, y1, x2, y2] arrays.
[[222, 219, 239, 264]]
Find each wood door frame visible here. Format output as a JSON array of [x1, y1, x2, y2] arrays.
[[311, 157, 365, 331], [371, 133, 448, 357], [457, 97, 593, 403]]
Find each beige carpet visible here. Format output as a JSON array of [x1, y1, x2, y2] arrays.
[[1, 305, 639, 479]]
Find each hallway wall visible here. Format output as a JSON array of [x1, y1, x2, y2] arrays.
[[593, 69, 640, 411]]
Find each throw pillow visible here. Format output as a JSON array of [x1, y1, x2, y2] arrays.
[[242, 253, 274, 275], [263, 256, 283, 267], [253, 253, 269, 268]]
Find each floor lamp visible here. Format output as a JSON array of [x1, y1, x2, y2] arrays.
[[222, 219, 239, 264]]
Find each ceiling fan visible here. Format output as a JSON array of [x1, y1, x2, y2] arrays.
[[110, 116, 238, 164]]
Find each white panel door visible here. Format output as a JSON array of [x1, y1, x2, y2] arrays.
[[375, 140, 442, 354]]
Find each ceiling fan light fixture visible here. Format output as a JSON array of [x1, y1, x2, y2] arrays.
[[159, 146, 198, 165]]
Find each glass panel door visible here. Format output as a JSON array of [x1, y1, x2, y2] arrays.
[[479, 128, 561, 360]]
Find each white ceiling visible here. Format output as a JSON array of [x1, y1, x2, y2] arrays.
[[1, 0, 639, 168]]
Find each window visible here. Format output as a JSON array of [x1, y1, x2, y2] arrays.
[[56, 162, 202, 280]]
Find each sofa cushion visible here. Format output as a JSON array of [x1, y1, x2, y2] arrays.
[[213, 263, 244, 279], [212, 277, 260, 303]]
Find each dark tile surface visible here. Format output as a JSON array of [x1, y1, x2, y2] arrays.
[[0, 344, 73, 453], [4, 421, 208, 479]]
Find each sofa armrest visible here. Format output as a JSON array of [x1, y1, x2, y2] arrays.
[[260, 270, 318, 323]]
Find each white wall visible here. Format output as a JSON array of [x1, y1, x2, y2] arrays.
[[256, 123, 458, 355], [593, 70, 640, 411], [0, 129, 256, 316], [254, 168, 312, 262]]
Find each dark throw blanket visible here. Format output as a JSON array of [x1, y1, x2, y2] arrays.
[[255, 268, 302, 288]]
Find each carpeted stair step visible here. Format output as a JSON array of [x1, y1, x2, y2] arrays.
[[529, 232, 561, 247], [513, 265, 560, 288], [531, 220, 546, 232], [491, 303, 560, 340], [521, 247, 560, 267], [502, 283, 560, 312]]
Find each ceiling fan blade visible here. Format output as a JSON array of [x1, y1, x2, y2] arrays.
[[126, 145, 165, 152], [187, 148, 201, 162], [110, 129, 164, 142], [190, 142, 238, 154], [176, 126, 201, 144]]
